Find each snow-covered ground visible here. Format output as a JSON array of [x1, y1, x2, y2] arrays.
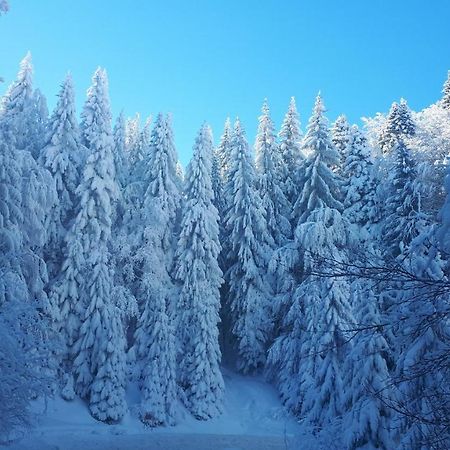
[[8, 369, 317, 450]]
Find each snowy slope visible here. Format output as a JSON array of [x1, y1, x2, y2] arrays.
[[8, 369, 317, 450]]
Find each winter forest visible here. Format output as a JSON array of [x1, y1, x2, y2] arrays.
[[2, 3, 450, 450]]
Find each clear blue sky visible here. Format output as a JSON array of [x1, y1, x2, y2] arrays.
[[1, 0, 449, 165]]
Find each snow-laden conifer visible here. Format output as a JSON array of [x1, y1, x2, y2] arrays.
[[379, 99, 415, 154], [134, 292, 177, 426], [132, 113, 182, 416], [66, 69, 126, 422], [343, 281, 393, 450], [292, 94, 342, 224], [41, 75, 84, 275], [255, 99, 291, 245], [224, 118, 274, 373], [331, 114, 351, 174], [441, 70, 450, 110], [383, 139, 427, 258], [269, 95, 356, 425], [278, 97, 302, 206], [343, 126, 377, 227], [216, 117, 233, 182], [174, 124, 224, 419]]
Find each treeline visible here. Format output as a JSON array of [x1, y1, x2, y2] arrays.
[[1, 53, 450, 449]]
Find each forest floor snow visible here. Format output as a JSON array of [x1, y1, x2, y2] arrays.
[[8, 368, 318, 450]]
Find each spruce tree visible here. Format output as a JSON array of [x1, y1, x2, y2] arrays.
[[68, 68, 126, 422], [343, 126, 377, 227], [41, 75, 85, 276], [379, 99, 415, 154], [224, 118, 274, 373], [255, 99, 291, 245], [113, 111, 128, 192], [174, 124, 224, 420], [343, 281, 393, 450], [383, 139, 427, 258], [132, 113, 182, 419], [441, 70, 450, 110], [216, 117, 233, 182], [292, 94, 342, 224], [269, 95, 355, 425], [211, 145, 225, 218], [278, 97, 302, 206], [396, 229, 449, 449], [0, 52, 56, 307], [134, 292, 177, 426], [331, 114, 351, 174]]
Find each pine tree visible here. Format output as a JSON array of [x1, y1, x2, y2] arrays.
[[0, 52, 56, 306], [379, 99, 415, 154], [383, 139, 427, 258], [269, 95, 355, 425], [132, 113, 182, 419], [292, 94, 342, 225], [134, 292, 177, 426], [0, 52, 34, 149], [174, 124, 224, 420], [113, 111, 128, 192], [441, 70, 450, 110], [255, 99, 291, 245], [396, 229, 449, 449], [29, 88, 48, 159], [278, 97, 302, 206], [216, 117, 233, 182], [343, 281, 393, 450], [343, 126, 377, 227], [211, 146, 225, 217], [331, 114, 351, 174], [68, 68, 126, 422], [129, 115, 152, 177], [125, 112, 140, 159], [41, 75, 85, 276], [224, 118, 274, 373]]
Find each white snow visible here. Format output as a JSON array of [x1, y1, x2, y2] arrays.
[[9, 369, 306, 450]]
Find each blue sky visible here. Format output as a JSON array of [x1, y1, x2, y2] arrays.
[[1, 0, 449, 165]]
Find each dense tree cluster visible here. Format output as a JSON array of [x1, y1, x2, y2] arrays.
[[1, 53, 450, 449]]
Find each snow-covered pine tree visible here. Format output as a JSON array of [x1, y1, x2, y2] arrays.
[[132, 113, 182, 417], [0, 52, 56, 308], [268, 95, 355, 425], [291, 94, 342, 224], [68, 68, 126, 422], [130, 115, 152, 177], [113, 111, 128, 193], [216, 117, 233, 182], [343, 126, 377, 228], [395, 228, 450, 450], [223, 118, 274, 373], [1, 52, 34, 149], [211, 144, 225, 218], [174, 124, 224, 419], [278, 97, 303, 206], [29, 88, 48, 159], [132, 113, 182, 309], [343, 280, 393, 450], [441, 70, 450, 110], [383, 139, 427, 258], [331, 114, 351, 175], [255, 99, 291, 245], [40, 74, 85, 277], [379, 99, 415, 154], [134, 291, 177, 426], [125, 112, 140, 159], [0, 75, 55, 438]]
